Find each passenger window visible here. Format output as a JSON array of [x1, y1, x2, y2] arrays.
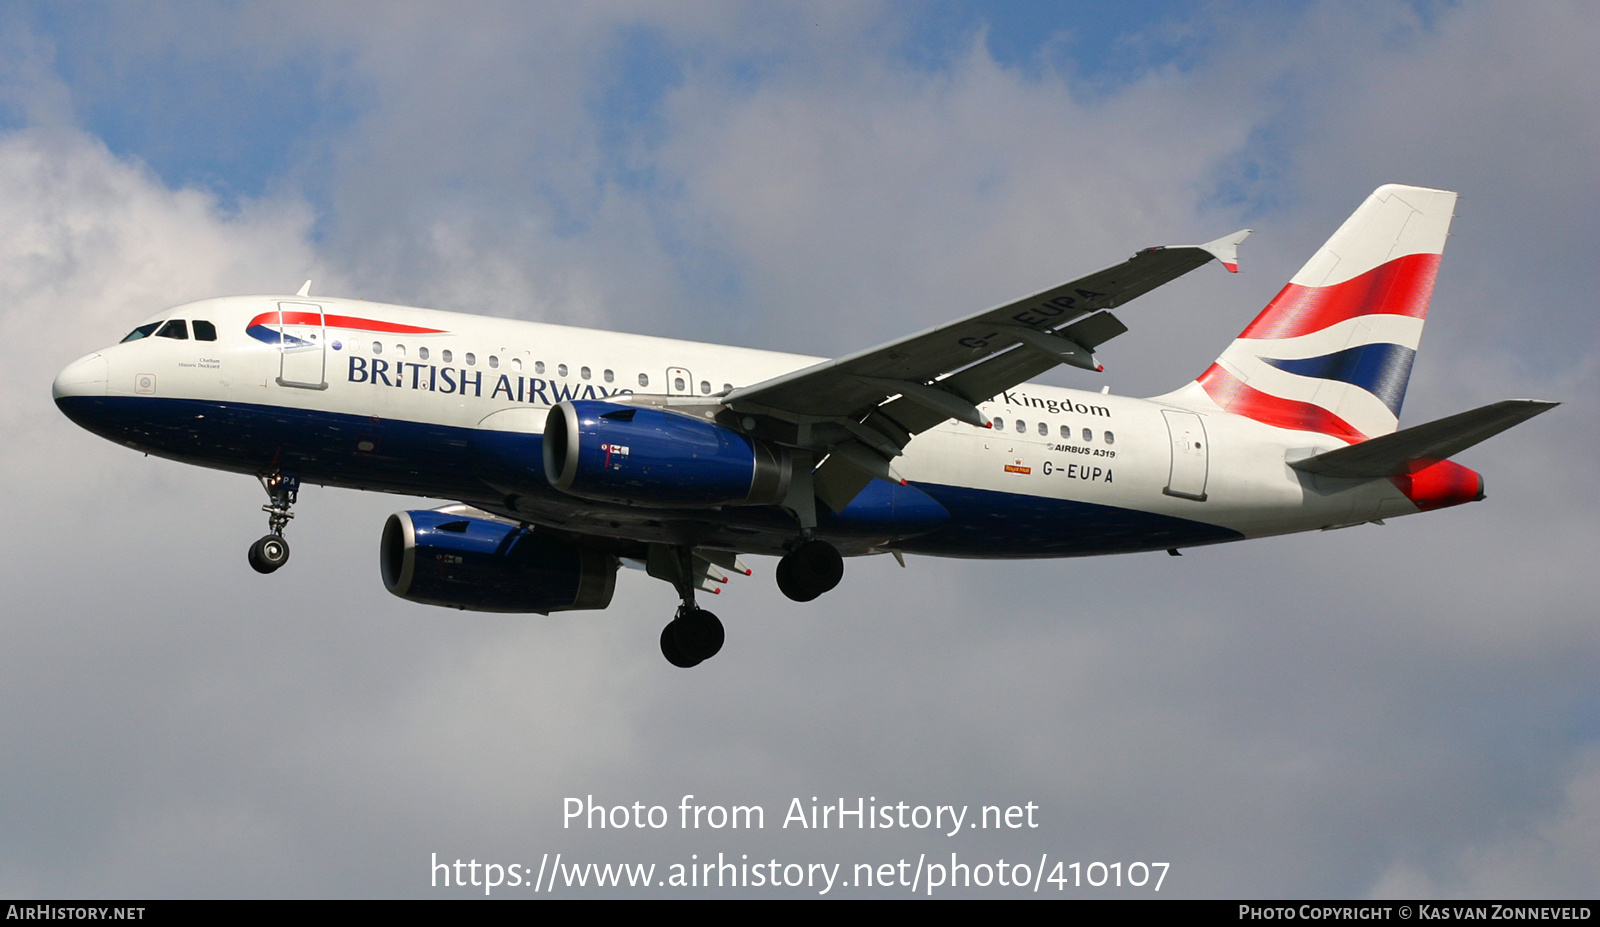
[[1105, 431, 1115, 445], [121, 323, 160, 343], [192, 320, 217, 341], [418, 347, 429, 361], [395, 344, 406, 357], [511, 357, 522, 372], [638, 373, 649, 387], [442, 349, 453, 364], [700, 380, 710, 395], [1060, 425, 1070, 439], [372, 341, 383, 355], [993, 417, 1004, 430], [489, 355, 499, 369], [1037, 422, 1048, 436], [465, 353, 476, 366], [1082, 428, 1092, 442], [581, 366, 591, 380], [156, 320, 189, 340], [604, 369, 614, 383], [674, 376, 686, 392], [535, 360, 545, 374], [558, 364, 568, 377], [1015, 419, 1026, 434], [723, 383, 732, 392]]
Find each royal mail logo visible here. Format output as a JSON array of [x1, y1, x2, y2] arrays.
[[1004, 461, 1031, 475]]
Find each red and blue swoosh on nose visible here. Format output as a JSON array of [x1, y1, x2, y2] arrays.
[[246, 311, 448, 346]]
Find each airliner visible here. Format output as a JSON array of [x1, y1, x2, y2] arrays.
[[53, 184, 1554, 667]]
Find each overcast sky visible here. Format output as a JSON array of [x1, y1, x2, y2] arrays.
[[3, 1, 1598, 898]]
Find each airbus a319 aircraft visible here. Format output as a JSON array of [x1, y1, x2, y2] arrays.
[[54, 185, 1554, 666]]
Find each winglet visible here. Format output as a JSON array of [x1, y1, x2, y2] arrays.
[[296, 280, 313, 297], [1199, 229, 1251, 273]]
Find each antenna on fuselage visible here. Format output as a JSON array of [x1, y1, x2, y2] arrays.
[[296, 280, 312, 297]]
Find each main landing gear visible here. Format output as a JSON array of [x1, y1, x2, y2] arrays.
[[653, 545, 726, 668], [248, 472, 299, 574], [775, 539, 844, 602], [660, 603, 725, 669], [656, 539, 843, 667]]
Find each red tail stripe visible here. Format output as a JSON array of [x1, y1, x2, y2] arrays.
[[1238, 253, 1440, 341], [1197, 364, 1367, 443], [247, 312, 447, 335]]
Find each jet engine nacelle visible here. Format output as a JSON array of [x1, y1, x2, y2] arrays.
[[380, 509, 617, 613], [542, 400, 792, 507]]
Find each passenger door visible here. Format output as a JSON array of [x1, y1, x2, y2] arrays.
[[276, 301, 327, 390]]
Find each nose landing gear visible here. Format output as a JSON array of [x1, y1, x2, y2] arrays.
[[249, 472, 299, 574]]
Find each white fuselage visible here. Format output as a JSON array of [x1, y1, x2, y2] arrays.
[[54, 294, 1426, 560]]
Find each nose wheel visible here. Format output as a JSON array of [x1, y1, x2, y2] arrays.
[[248, 534, 291, 574], [249, 472, 299, 574]]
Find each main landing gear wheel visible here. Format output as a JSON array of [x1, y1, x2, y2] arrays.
[[661, 607, 725, 668], [248, 534, 290, 574], [776, 539, 844, 602]]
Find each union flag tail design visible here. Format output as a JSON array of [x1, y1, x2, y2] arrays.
[[1190, 184, 1458, 442]]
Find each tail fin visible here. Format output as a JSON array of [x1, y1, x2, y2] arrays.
[[1188, 184, 1458, 442]]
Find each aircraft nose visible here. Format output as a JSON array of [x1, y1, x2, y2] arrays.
[[53, 352, 108, 401]]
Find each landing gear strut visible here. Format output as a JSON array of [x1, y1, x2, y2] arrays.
[[248, 472, 299, 574], [654, 545, 725, 668], [775, 539, 843, 602]]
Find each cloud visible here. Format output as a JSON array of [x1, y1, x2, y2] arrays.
[[1372, 747, 1600, 898]]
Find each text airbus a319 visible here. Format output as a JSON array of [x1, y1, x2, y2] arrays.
[[53, 184, 1554, 667]]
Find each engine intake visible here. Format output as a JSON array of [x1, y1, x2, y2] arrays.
[[543, 400, 791, 507], [381, 509, 616, 613]]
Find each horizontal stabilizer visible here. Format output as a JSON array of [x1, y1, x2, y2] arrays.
[[1289, 399, 1558, 478]]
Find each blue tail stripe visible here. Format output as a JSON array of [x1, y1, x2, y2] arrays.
[[1263, 342, 1416, 415]]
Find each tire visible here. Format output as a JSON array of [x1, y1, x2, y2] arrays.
[[777, 540, 843, 601], [671, 608, 725, 662], [249, 535, 290, 574], [660, 622, 702, 668], [775, 556, 816, 602]]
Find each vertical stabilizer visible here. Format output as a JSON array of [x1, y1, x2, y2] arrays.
[[1183, 184, 1458, 442]]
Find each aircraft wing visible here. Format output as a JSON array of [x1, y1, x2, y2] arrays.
[[726, 230, 1248, 426], [722, 229, 1249, 509]]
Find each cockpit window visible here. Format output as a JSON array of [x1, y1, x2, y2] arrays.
[[121, 323, 160, 343], [192, 320, 217, 341], [155, 319, 189, 340]]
